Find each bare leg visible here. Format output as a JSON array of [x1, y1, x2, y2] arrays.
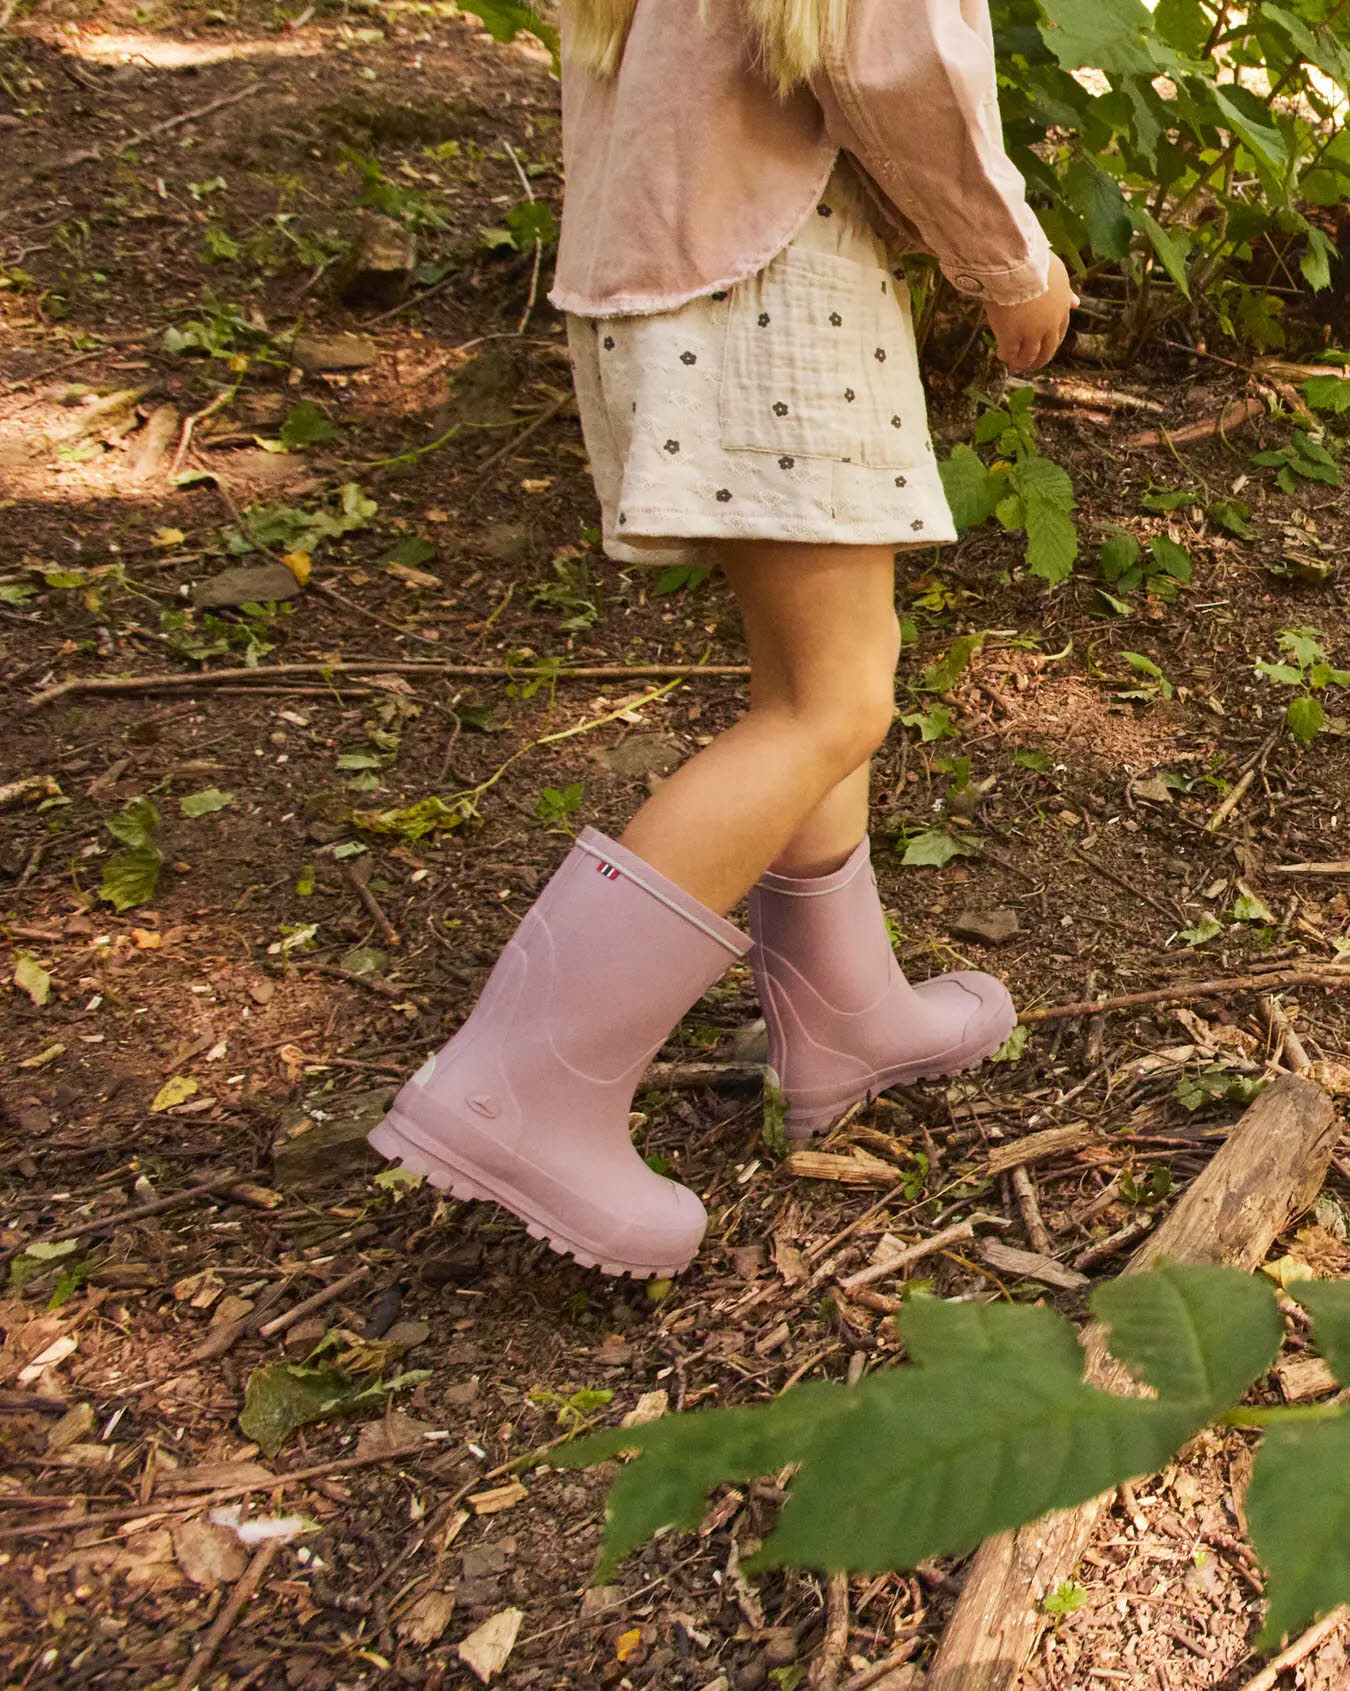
[[619, 541, 900, 915]]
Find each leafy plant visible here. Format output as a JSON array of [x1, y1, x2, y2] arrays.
[[1252, 429, 1342, 494], [530, 555, 602, 631], [1096, 530, 1194, 613], [899, 827, 983, 869], [239, 1359, 429, 1458], [100, 797, 164, 912], [1256, 628, 1350, 743], [224, 483, 376, 556], [536, 781, 584, 827], [1116, 651, 1175, 702], [559, 1263, 1350, 1646], [939, 389, 1078, 587]]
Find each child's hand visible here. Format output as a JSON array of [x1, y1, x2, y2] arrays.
[[983, 256, 1077, 371]]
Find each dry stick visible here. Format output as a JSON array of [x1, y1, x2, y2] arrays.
[[1124, 394, 1264, 449], [172, 1538, 281, 1691], [1206, 766, 1257, 834], [501, 139, 542, 335], [1020, 968, 1350, 1024], [812, 1571, 852, 1691], [25, 659, 748, 712], [169, 388, 234, 482], [14, 1172, 240, 1252], [1237, 1607, 1350, 1691], [1262, 993, 1312, 1073], [1010, 1166, 1052, 1256], [343, 862, 400, 948], [56, 83, 269, 172], [1070, 850, 1178, 923], [467, 391, 570, 488], [837, 1218, 1008, 1297], [0, 1438, 438, 1543], [839, 1637, 922, 1691], [1271, 860, 1350, 876], [925, 1072, 1341, 1691], [257, 1265, 370, 1339]]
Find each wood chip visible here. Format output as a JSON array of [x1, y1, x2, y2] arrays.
[[467, 1479, 527, 1516], [457, 1606, 524, 1683], [986, 1124, 1099, 1176], [397, 1589, 456, 1645], [1274, 1354, 1339, 1403], [620, 1390, 669, 1428], [783, 1148, 899, 1186], [979, 1239, 1090, 1292]]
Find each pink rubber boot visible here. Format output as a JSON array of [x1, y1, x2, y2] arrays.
[[369, 828, 749, 1277], [749, 838, 1017, 1141]]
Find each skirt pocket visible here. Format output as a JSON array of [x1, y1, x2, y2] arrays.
[[718, 245, 927, 472]]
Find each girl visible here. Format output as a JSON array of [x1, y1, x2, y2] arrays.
[[369, 0, 1074, 1278]]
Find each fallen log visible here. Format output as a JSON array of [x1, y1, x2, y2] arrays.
[[925, 1071, 1339, 1691]]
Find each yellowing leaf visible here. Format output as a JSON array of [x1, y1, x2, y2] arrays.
[[18, 1042, 65, 1069], [132, 929, 164, 950], [1264, 1255, 1317, 1289], [152, 1075, 199, 1112], [13, 952, 52, 1007], [283, 550, 312, 585], [153, 527, 187, 548], [615, 1628, 642, 1663]]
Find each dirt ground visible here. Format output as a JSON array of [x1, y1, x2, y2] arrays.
[[5, 5, 1350, 1689]]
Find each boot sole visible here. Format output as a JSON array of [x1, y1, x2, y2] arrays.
[[784, 1008, 1019, 1142], [368, 1112, 694, 1280]]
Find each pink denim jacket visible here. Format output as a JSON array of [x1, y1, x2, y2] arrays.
[[549, 0, 1052, 318]]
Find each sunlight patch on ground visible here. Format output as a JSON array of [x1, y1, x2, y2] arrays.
[[67, 31, 322, 68]]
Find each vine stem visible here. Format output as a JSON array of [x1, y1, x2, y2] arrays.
[[1217, 1403, 1346, 1427]]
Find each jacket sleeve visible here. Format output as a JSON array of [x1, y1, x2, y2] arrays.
[[815, 0, 1052, 306]]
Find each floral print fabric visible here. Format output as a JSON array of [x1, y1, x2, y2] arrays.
[[566, 162, 958, 567]]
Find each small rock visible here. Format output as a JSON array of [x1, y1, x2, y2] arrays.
[[581, 1584, 625, 1621], [734, 1656, 768, 1691], [337, 214, 417, 309], [598, 735, 685, 780], [383, 1318, 431, 1352], [1131, 775, 1174, 804], [273, 1089, 388, 1184], [192, 562, 301, 611], [292, 332, 379, 373], [732, 1019, 768, 1064], [479, 521, 530, 564], [761, 1629, 797, 1668], [210, 1294, 255, 1328], [462, 1540, 513, 1580], [283, 1316, 328, 1357], [444, 1376, 480, 1406], [950, 907, 1021, 947]]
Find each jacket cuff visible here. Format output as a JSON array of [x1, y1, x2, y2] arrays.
[[941, 243, 1052, 308]]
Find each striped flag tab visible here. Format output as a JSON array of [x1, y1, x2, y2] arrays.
[[596, 860, 621, 881]]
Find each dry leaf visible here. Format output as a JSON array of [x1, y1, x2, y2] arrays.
[[283, 550, 312, 584], [151, 1075, 198, 1112], [19, 1333, 77, 1383], [458, 1607, 523, 1683], [620, 1390, 669, 1429], [153, 527, 187, 547], [46, 1402, 94, 1451], [772, 1234, 807, 1283], [131, 929, 163, 950], [18, 1042, 65, 1069], [615, 1628, 643, 1663], [13, 953, 52, 1007]]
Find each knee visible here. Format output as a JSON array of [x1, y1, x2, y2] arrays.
[[803, 628, 899, 776]]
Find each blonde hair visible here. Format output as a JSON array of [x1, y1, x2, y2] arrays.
[[566, 0, 849, 92]]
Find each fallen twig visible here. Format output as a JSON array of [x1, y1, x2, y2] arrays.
[[501, 139, 542, 336], [1021, 967, 1350, 1023], [257, 1265, 370, 1339], [169, 388, 236, 483], [1125, 394, 1264, 448], [838, 1636, 922, 1691], [0, 1438, 439, 1542], [1009, 1166, 1052, 1256], [1262, 993, 1312, 1073], [467, 391, 571, 489], [837, 1217, 1009, 1297], [1206, 767, 1256, 834], [12, 1172, 240, 1253], [25, 658, 748, 712], [56, 82, 268, 172], [986, 1123, 1099, 1176], [646, 1059, 766, 1089], [343, 861, 401, 948], [1007, 376, 1167, 416], [812, 1571, 851, 1690], [1271, 860, 1350, 876], [172, 1538, 281, 1691], [1071, 1213, 1159, 1271], [1238, 1607, 1349, 1691]]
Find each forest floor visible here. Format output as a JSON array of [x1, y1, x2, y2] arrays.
[[5, 4, 1350, 1690]]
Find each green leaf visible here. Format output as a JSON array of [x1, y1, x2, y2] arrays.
[[1099, 532, 1142, 583], [1256, 660, 1304, 686], [279, 402, 340, 451], [900, 704, 955, 743], [340, 946, 388, 976], [1065, 162, 1132, 262], [1130, 207, 1193, 299], [1148, 535, 1192, 584], [1042, 1579, 1090, 1616], [1246, 1412, 1350, 1647], [901, 829, 976, 868], [1232, 892, 1275, 923], [100, 844, 164, 912], [1303, 375, 1350, 416], [1140, 486, 1193, 513], [381, 535, 439, 570], [1092, 1263, 1282, 1413], [1010, 457, 1078, 586], [1015, 749, 1053, 772], [563, 1272, 1237, 1581], [106, 796, 160, 850], [337, 751, 383, 770], [457, 0, 557, 57], [1152, 0, 1210, 54], [13, 952, 52, 1007], [939, 445, 1003, 532], [918, 633, 986, 694], [1038, 0, 1159, 76], [180, 787, 235, 817], [993, 1024, 1030, 1063], [1287, 695, 1325, 744], [1207, 497, 1257, 540], [1281, 630, 1327, 670], [1178, 917, 1222, 948], [349, 795, 469, 840], [1292, 1281, 1350, 1385], [239, 1362, 430, 1458]]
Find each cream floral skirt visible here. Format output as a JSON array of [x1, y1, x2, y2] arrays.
[[566, 160, 957, 567]]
